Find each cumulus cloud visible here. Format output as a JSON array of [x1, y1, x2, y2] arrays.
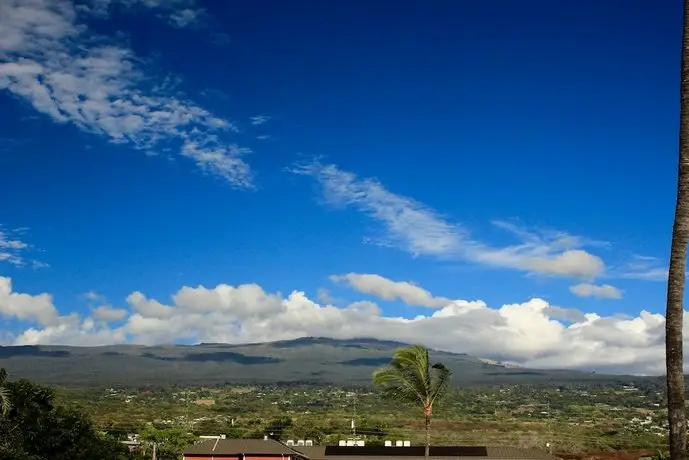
[[0, 277, 59, 326], [570, 283, 623, 300], [330, 273, 451, 308], [92, 305, 128, 322], [0, 274, 679, 375], [291, 161, 607, 280], [0, 0, 253, 187]]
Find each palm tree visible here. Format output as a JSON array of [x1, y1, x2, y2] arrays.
[[666, 2, 689, 459], [0, 368, 11, 416], [372, 345, 451, 460]]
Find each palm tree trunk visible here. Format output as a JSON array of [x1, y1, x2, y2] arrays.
[[667, 2, 689, 459], [424, 414, 430, 460]]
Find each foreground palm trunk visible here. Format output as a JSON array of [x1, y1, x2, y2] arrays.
[[424, 403, 431, 460], [667, 2, 689, 458]]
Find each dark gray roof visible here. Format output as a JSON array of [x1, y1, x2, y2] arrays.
[[182, 438, 305, 456], [181, 440, 560, 460], [290, 445, 561, 460]]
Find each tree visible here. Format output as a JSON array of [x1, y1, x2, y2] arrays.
[[265, 415, 293, 440], [0, 372, 132, 460], [0, 368, 10, 416], [139, 425, 197, 460], [666, 2, 689, 459], [372, 345, 451, 460]]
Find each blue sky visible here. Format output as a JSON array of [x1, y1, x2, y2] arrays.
[[0, 0, 682, 373]]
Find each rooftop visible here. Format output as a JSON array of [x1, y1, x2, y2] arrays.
[[182, 438, 307, 456], [182, 439, 560, 460], [292, 446, 560, 460]]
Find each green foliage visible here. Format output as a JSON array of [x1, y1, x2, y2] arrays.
[[139, 425, 197, 460], [373, 345, 452, 456], [192, 418, 229, 436], [373, 345, 452, 413], [0, 338, 627, 387], [652, 450, 670, 460], [0, 369, 133, 460], [0, 368, 11, 416], [47, 377, 673, 452], [266, 416, 293, 440]]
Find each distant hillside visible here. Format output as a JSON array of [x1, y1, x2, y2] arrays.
[[0, 337, 632, 387]]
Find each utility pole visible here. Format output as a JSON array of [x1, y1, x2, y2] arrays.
[[351, 391, 357, 438], [151, 442, 157, 460]]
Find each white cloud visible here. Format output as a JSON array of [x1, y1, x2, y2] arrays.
[[330, 273, 451, 308], [0, 229, 28, 266], [82, 291, 128, 321], [0, 274, 679, 375], [81, 290, 103, 302], [291, 161, 606, 280], [0, 276, 59, 326], [168, 7, 204, 28], [92, 305, 128, 322], [570, 283, 623, 300], [0, 227, 44, 267], [250, 115, 270, 126], [619, 255, 669, 281], [316, 288, 335, 304], [79, 0, 204, 28], [0, 0, 253, 188]]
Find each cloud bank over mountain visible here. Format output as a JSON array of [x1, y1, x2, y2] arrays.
[[0, 274, 671, 376]]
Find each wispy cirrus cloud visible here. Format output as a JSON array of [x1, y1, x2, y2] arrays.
[[0, 0, 253, 188], [250, 114, 271, 126], [168, 7, 205, 28], [81, 0, 204, 28], [617, 255, 669, 281], [0, 228, 28, 266], [0, 227, 45, 268], [291, 160, 610, 281]]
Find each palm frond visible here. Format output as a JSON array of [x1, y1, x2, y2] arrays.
[[0, 387, 11, 416], [429, 363, 452, 405], [373, 366, 423, 404], [373, 344, 447, 406]]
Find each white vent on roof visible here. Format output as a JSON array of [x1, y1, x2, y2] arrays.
[[305, 440, 313, 446], [297, 440, 305, 446], [384, 441, 392, 447], [346, 440, 355, 447], [286, 440, 295, 446], [395, 441, 403, 447], [339, 440, 347, 447], [403, 441, 411, 447]]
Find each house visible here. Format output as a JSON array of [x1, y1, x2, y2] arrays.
[[181, 437, 309, 460], [181, 439, 562, 460], [292, 445, 562, 460]]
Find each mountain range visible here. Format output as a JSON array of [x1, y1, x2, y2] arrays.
[[0, 337, 640, 387]]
